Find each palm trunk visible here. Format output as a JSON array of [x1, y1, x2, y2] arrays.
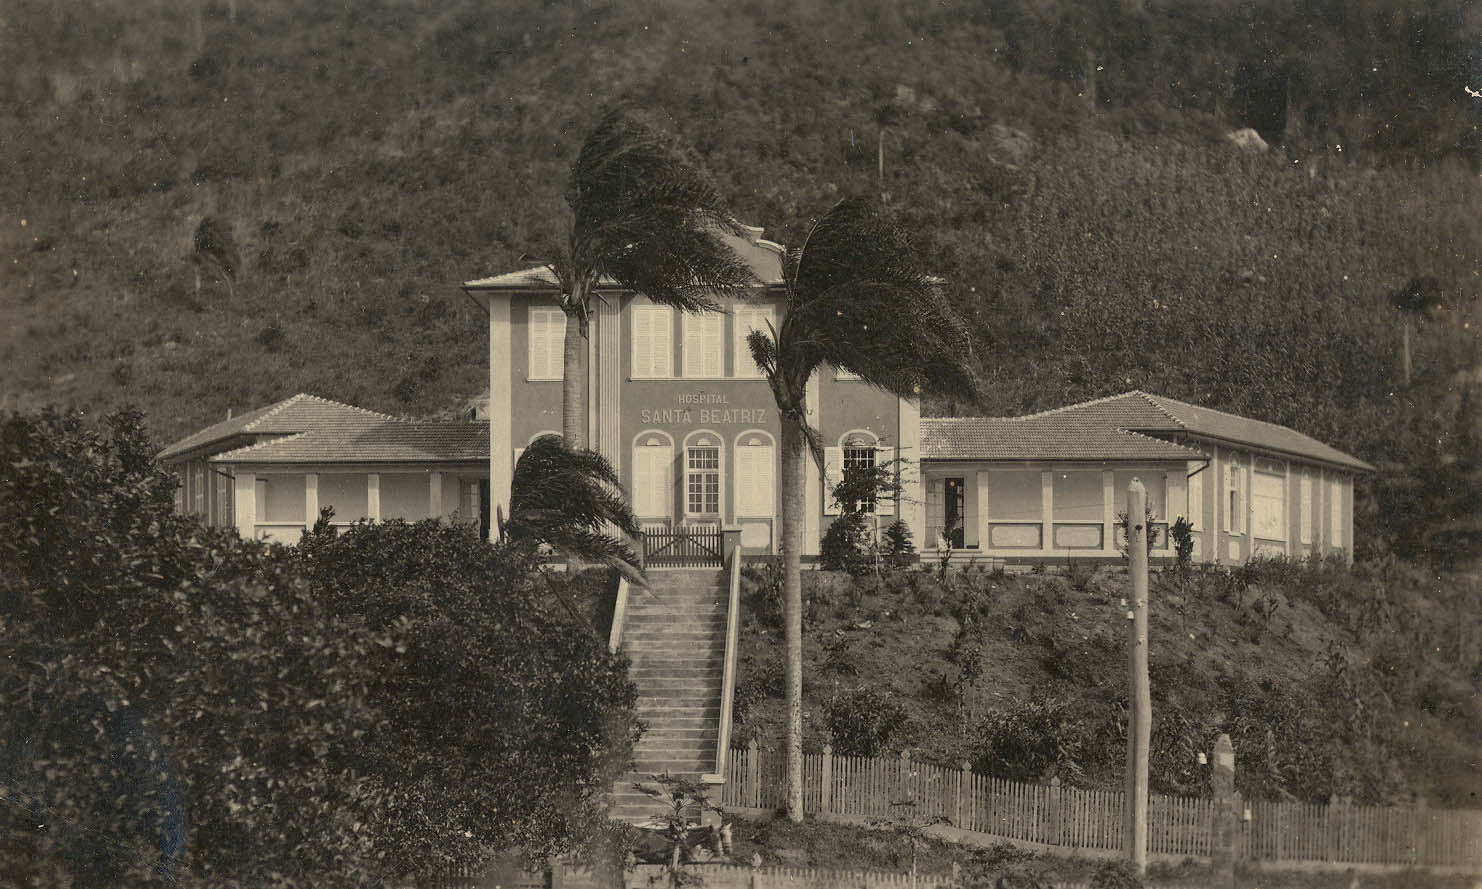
[[562, 302, 589, 448], [780, 416, 807, 822]]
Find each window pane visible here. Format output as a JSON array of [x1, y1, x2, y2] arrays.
[[1052, 471, 1102, 522], [987, 470, 1042, 521]]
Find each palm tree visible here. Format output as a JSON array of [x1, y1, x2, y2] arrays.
[[745, 197, 978, 821], [1389, 275, 1441, 387], [549, 109, 757, 447], [503, 434, 643, 584]]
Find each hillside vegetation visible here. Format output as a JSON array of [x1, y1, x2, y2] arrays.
[[2, 0, 1480, 560], [733, 559, 1482, 809]]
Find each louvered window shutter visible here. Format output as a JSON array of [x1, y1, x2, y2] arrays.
[[875, 444, 895, 515], [654, 308, 672, 377], [1187, 461, 1204, 531], [823, 447, 844, 516]]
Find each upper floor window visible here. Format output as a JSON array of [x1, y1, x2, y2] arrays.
[[632, 305, 673, 378], [528, 307, 565, 381], [733, 307, 774, 378], [683, 312, 724, 378]]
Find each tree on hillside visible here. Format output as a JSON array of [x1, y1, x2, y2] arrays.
[[192, 216, 239, 301], [504, 432, 643, 583], [743, 196, 978, 821], [550, 109, 756, 447], [0, 408, 638, 886], [1389, 276, 1442, 387]]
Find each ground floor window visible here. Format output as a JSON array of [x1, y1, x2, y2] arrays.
[[842, 444, 877, 513], [686, 445, 720, 517]]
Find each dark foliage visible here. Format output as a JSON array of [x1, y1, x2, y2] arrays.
[[824, 686, 910, 758], [0, 408, 638, 886]]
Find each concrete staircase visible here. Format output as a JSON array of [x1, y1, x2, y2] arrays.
[[609, 568, 729, 824]]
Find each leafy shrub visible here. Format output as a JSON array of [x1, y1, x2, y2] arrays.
[[821, 512, 874, 575], [882, 519, 917, 568], [973, 695, 1089, 783], [1089, 859, 1144, 889], [1169, 516, 1195, 568], [825, 685, 910, 757], [742, 562, 784, 628]]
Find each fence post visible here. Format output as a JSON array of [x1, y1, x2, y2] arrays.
[[1209, 733, 1239, 889], [954, 762, 963, 827], [821, 745, 834, 814], [962, 762, 974, 833], [749, 852, 763, 889], [747, 739, 761, 808], [1048, 777, 1063, 846], [900, 749, 912, 805]]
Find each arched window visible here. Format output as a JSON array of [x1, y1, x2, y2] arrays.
[[683, 430, 724, 521], [733, 430, 776, 518], [631, 431, 674, 520], [825, 430, 893, 516]]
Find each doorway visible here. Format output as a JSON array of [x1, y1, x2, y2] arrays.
[[944, 477, 965, 549]]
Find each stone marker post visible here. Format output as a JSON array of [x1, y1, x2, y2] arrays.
[[1124, 480, 1151, 877], [1210, 733, 1241, 889]]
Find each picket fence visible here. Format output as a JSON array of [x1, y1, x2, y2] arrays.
[[720, 743, 1482, 871]]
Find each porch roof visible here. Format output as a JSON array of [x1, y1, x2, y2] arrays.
[[158, 394, 395, 461], [208, 420, 487, 465], [922, 415, 1203, 463]]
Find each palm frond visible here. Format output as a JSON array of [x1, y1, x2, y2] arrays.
[[566, 108, 757, 312], [778, 196, 979, 405], [507, 435, 643, 575]]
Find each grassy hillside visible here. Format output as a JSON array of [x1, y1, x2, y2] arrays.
[[732, 559, 1482, 809], [1, 0, 1479, 559]]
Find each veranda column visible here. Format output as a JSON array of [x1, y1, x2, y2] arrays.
[[367, 473, 381, 522], [233, 470, 256, 539], [487, 294, 513, 541], [305, 473, 319, 530]]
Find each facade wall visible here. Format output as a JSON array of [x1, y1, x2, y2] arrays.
[[492, 290, 908, 555], [1185, 443, 1352, 566]]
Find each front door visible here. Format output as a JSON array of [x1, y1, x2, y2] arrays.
[[944, 477, 965, 549]]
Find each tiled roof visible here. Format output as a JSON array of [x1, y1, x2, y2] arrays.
[[922, 415, 1204, 462], [931, 391, 1372, 471], [158, 394, 395, 461], [209, 421, 487, 464], [463, 224, 786, 290], [1130, 392, 1372, 470]]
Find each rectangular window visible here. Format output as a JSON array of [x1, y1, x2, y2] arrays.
[[733, 307, 774, 378], [527, 307, 565, 381], [631, 305, 673, 378], [842, 445, 878, 513], [682, 312, 724, 378], [735, 437, 775, 517], [1188, 462, 1204, 531], [1329, 479, 1343, 547], [686, 446, 721, 516], [1052, 471, 1103, 522], [216, 475, 231, 527], [1225, 461, 1245, 535], [633, 443, 672, 519], [1252, 470, 1286, 540], [1299, 474, 1314, 544], [193, 465, 206, 516], [988, 470, 1043, 521]]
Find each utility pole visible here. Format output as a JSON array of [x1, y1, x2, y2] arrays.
[[1125, 479, 1151, 877]]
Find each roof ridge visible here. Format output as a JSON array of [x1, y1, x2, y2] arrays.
[[210, 431, 311, 461], [296, 393, 400, 422], [1129, 390, 1189, 430], [1015, 390, 1141, 421], [1119, 427, 1205, 457], [241, 392, 311, 431]]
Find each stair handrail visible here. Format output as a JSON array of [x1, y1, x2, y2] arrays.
[[703, 544, 743, 784], [608, 576, 630, 654]]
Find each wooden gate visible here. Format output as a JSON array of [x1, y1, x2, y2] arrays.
[[641, 523, 723, 568]]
